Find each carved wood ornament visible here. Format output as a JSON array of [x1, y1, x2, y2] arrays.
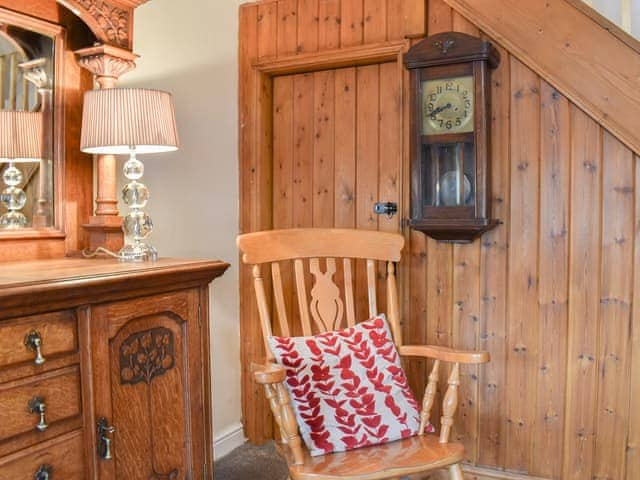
[[119, 327, 175, 385], [57, 0, 150, 50]]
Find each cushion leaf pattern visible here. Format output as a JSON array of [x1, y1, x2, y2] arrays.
[[268, 315, 423, 456]]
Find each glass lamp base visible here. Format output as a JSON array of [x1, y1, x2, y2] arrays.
[[0, 211, 27, 229], [118, 242, 158, 263]]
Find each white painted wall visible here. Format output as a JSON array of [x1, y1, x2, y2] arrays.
[[120, 0, 244, 458]]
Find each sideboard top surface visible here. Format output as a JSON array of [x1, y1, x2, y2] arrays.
[[0, 258, 230, 317]]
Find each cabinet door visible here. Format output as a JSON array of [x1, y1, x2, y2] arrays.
[[89, 289, 209, 480]]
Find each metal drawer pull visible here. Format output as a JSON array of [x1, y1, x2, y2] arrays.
[[97, 417, 115, 460], [24, 330, 46, 365], [34, 464, 52, 480], [28, 396, 48, 432]]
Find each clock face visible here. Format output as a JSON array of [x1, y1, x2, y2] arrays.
[[422, 76, 474, 135]]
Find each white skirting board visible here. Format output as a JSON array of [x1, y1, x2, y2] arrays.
[[214, 422, 246, 460]]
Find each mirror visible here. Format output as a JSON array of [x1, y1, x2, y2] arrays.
[[0, 21, 56, 230]]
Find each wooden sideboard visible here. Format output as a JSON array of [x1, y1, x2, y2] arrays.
[[0, 258, 228, 479]]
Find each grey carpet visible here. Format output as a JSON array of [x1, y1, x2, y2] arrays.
[[213, 442, 289, 480]]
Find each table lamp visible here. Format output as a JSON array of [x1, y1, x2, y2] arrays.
[[0, 111, 43, 228], [80, 88, 179, 262]]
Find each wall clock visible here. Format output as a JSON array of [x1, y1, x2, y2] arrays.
[[404, 32, 500, 242]]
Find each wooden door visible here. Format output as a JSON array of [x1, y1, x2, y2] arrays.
[[90, 289, 207, 480], [271, 63, 403, 325]]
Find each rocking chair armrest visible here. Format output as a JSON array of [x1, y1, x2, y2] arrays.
[[399, 345, 490, 364], [252, 362, 287, 384]]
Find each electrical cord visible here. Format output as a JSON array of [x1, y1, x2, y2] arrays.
[[82, 246, 123, 259]]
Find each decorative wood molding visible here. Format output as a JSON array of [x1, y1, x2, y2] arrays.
[[253, 41, 408, 75], [57, 0, 149, 49], [75, 44, 138, 88], [441, 0, 640, 155]]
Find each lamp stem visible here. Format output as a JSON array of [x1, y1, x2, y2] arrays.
[[119, 149, 157, 262], [0, 161, 28, 228]]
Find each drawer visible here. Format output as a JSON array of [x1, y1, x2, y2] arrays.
[[0, 310, 78, 372], [0, 430, 85, 480], [0, 366, 82, 456]]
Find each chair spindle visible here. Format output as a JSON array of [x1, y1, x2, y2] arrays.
[[343, 258, 356, 327], [366, 259, 377, 317], [252, 265, 275, 362], [276, 383, 305, 465], [419, 359, 440, 435], [271, 262, 290, 337], [439, 363, 460, 444], [294, 259, 313, 336]]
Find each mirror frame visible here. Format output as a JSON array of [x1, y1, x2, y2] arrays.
[[0, 8, 65, 240]]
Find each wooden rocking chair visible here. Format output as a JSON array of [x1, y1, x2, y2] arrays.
[[237, 228, 489, 480]]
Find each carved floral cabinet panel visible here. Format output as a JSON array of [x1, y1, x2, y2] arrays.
[[92, 290, 206, 480]]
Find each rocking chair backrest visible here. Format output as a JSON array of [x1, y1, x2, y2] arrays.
[[237, 228, 405, 362]]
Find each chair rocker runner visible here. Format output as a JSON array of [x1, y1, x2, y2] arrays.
[[238, 228, 490, 480]]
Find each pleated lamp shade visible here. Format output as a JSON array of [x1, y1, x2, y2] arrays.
[[80, 88, 179, 155], [0, 110, 43, 163]]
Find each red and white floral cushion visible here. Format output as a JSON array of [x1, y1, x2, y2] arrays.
[[268, 315, 424, 457]]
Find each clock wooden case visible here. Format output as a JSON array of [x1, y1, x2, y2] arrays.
[[404, 32, 500, 242]]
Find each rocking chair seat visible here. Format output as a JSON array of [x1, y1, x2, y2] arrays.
[[282, 434, 464, 480]]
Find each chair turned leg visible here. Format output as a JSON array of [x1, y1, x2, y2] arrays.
[[449, 463, 464, 480]]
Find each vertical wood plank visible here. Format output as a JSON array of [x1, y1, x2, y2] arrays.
[[293, 73, 315, 230], [593, 132, 634, 480], [334, 67, 357, 229], [340, 0, 364, 47], [258, 1, 278, 60], [363, 0, 387, 43], [627, 155, 640, 480], [277, 0, 298, 56], [273, 76, 295, 337], [505, 58, 540, 473], [319, 0, 341, 50], [531, 80, 570, 479], [355, 64, 380, 321], [451, 11, 481, 466], [313, 70, 335, 228], [297, 0, 320, 53], [377, 61, 401, 314], [478, 43, 510, 470], [239, 4, 274, 444], [427, 0, 453, 36], [425, 0, 454, 430], [562, 106, 602, 480]]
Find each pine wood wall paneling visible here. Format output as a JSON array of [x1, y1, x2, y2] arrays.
[[319, 0, 341, 50], [505, 57, 540, 474], [239, 3, 274, 443], [628, 155, 640, 480], [562, 106, 602, 480], [340, 0, 364, 46], [364, 0, 387, 43], [272, 75, 296, 338], [298, 0, 320, 53], [239, 3, 640, 477], [278, 0, 298, 56], [334, 67, 358, 229], [377, 61, 402, 314], [477, 42, 510, 470], [451, 12, 482, 465], [593, 133, 634, 480], [401, 0, 428, 404], [313, 70, 336, 228], [355, 64, 381, 320], [258, 1, 278, 60], [531, 80, 570, 479], [425, 0, 454, 432]]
